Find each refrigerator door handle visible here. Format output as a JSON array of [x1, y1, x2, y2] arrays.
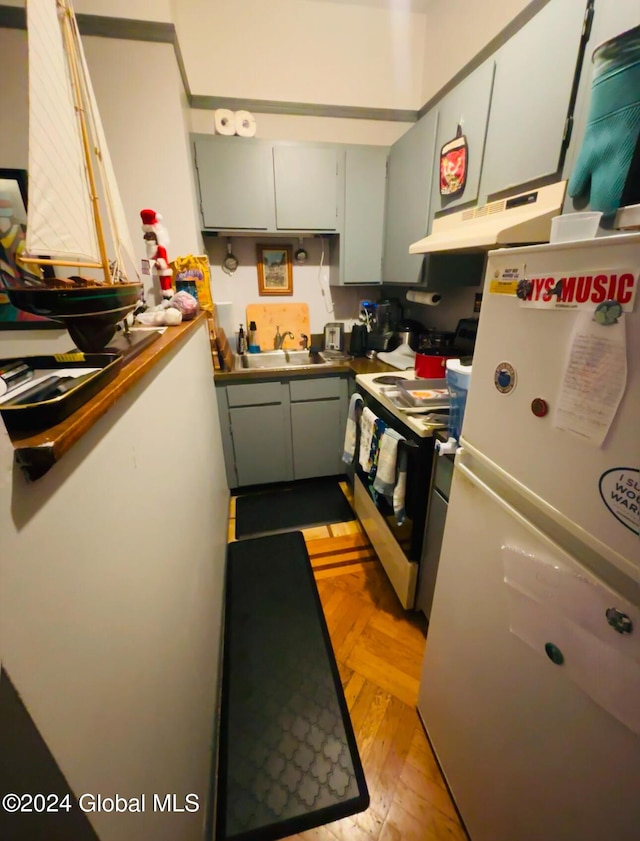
[[456, 460, 557, 550], [457, 440, 636, 582], [456, 459, 640, 605]]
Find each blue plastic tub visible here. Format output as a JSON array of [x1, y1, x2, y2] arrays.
[[446, 359, 472, 441]]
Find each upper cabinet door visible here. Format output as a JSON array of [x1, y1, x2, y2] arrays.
[[480, 0, 589, 199], [273, 145, 340, 230], [430, 59, 496, 216], [194, 137, 275, 230], [342, 145, 388, 285], [383, 109, 439, 285]]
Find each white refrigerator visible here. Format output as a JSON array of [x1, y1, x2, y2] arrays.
[[418, 233, 640, 841]]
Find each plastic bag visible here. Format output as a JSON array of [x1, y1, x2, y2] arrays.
[[171, 254, 214, 314]]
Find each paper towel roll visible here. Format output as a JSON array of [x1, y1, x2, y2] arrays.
[[406, 290, 442, 306], [214, 109, 236, 136], [235, 110, 257, 138]]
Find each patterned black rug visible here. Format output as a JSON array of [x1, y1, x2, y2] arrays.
[[218, 532, 369, 841], [235, 480, 354, 540]]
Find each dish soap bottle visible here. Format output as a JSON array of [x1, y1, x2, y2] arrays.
[[248, 320, 258, 352], [237, 323, 247, 354]]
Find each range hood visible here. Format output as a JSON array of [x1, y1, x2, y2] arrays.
[[409, 181, 567, 254]]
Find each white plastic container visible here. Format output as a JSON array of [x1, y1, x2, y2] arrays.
[[445, 358, 472, 441], [549, 211, 602, 243]]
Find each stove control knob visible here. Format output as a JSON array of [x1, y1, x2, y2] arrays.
[[531, 397, 548, 417]]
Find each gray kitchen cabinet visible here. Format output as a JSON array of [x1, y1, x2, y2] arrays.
[[330, 144, 389, 285], [382, 109, 439, 285], [430, 59, 496, 217], [219, 381, 293, 487], [216, 375, 348, 488], [480, 0, 590, 200], [230, 405, 292, 486], [193, 136, 341, 233], [273, 145, 340, 231], [289, 377, 349, 479], [193, 136, 275, 230]]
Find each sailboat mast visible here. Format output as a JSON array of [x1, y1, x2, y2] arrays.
[[59, 0, 112, 285]]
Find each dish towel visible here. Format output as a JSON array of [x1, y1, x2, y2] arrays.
[[373, 428, 404, 498], [368, 418, 388, 483], [358, 407, 376, 473], [393, 445, 408, 526], [342, 392, 363, 464], [376, 345, 416, 370]]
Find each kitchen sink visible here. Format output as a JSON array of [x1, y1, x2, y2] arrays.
[[234, 350, 348, 371]]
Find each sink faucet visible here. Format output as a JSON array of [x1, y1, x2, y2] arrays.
[[274, 326, 295, 350]]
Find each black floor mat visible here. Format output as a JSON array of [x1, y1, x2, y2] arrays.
[[218, 532, 369, 841], [235, 480, 354, 539]]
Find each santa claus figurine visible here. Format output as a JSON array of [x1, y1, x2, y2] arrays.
[[140, 208, 173, 299]]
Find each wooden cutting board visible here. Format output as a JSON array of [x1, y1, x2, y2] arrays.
[[245, 303, 310, 351]]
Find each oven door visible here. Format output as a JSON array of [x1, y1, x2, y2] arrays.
[[350, 387, 434, 609]]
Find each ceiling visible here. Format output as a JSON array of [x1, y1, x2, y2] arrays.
[[306, 0, 429, 12]]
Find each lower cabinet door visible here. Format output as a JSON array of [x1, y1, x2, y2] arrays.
[[290, 400, 342, 480], [230, 405, 292, 486]]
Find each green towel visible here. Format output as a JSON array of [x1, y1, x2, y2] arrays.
[[568, 25, 640, 217]]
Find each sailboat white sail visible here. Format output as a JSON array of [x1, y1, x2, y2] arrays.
[[24, 0, 139, 284], [73, 7, 139, 281]]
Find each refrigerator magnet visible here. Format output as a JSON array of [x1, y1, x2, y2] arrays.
[[598, 467, 640, 535], [494, 362, 517, 394]]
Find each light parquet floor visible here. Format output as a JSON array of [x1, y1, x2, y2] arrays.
[[228, 482, 468, 841]]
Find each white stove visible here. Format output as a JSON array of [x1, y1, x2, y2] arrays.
[[355, 370, 448, 438]]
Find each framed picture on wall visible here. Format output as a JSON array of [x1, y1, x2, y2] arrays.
[[257, 245, 293, 296], [0, 168, 59, 329]]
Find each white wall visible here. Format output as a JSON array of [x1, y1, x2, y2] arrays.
[[206, 236, 364, 340], [173, 0, 427, 109], [190, 109, 410, 146], [0, 324, 228, 841]]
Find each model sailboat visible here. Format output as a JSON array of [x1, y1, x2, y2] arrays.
[[6, 0, 143, 351]]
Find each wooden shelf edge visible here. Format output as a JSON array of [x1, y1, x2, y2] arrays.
[[7, 313, 209, 481]]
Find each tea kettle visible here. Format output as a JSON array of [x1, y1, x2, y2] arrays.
[[349, 324, 368, 357]]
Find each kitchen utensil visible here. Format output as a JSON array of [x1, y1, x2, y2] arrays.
[[360, 300, 376, 331], [550, 211, 602, 242], [395, 319, 423, 351], [418, 330, 455, 350], [323, 322, 344, 352], [222, 239, 239, 275], [349, 324, 368, 357], [415, 348, 458, 379], [375, 302, 392, 333], [246, 303, 310, 352], [294, 238, 308, 263]]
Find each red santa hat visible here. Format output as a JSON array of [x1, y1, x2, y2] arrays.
[[140, 208, 170, 247]]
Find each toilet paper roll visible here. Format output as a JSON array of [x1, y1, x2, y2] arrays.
[[214, 109, 236, 136], [406, 289, 442, 306], [235, 110, 257, 138]]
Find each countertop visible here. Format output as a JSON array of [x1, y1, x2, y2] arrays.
[[4, 329, 416, 481], [6, 313, 208, 481], [214, 354, 402, 383]]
